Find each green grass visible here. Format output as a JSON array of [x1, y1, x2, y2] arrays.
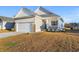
[[4, 42, 17, 46]]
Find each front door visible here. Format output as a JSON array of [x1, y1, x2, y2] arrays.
[[40, 19, 47, 31]]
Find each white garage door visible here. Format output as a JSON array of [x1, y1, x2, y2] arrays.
[[17, 22, 32, 32]]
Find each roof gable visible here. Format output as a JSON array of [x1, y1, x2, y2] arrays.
[[35, 7, 59, 17], [14, 8, 35, 18]]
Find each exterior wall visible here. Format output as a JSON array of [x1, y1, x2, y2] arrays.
[[2, 21, 6, 29], [35, 15, 62, 32], [35, 15, 43, 32], [35, 16, 61, 32], [58, 17, 64, 31], [15, 23, 18, 32], [35, 15, 56, 32], [15, 18, 35, 23], [32, 23, 36, 32], [0, 22, 3, 29]]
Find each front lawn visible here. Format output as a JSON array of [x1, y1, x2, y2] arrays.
[[0, 32, 79, 52]]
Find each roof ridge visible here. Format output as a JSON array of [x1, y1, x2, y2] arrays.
[[38, 7, 52, 14], [21, 7, 33, 12]]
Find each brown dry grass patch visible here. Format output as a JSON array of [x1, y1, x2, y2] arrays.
[[0, 29, 15, 33], [0, 32, 79, 52]]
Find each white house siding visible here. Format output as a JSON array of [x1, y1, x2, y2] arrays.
[[35, 15, 60, 32], [16, 23, 18, 32], [58, 17, 64, 31], [35, 15, 43, 32], [0, 22, 3, 29], [2, 21, 6, 29], [15, 17, 35, 23]]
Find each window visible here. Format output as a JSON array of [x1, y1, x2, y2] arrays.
[[51, 21, 58, 25]]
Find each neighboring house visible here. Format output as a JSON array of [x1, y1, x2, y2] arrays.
[[65, 23, 79, 30], [14, 7, 64, 32], [0, 16, 14, 30]]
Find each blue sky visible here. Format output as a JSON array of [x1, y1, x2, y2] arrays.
[[0, 6, 79, 23]]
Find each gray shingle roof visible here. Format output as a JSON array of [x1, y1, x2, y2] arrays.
[[35, 7, 60, 17], [14, 8, 35, 18], [0, 16, 13, 22]]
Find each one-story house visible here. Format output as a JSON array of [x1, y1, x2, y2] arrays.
[[14, 7, 64, 32], [0, 7, 64, 32]]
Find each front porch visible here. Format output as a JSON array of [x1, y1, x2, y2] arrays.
[[40, 20, 59, 32]]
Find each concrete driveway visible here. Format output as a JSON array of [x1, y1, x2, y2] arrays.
[[0, 32, 22, 38]]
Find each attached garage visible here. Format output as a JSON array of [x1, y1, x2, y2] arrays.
[[15, 17, 35, 33], [16, 22, 32, 32], [14, 7, 35, 33]]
